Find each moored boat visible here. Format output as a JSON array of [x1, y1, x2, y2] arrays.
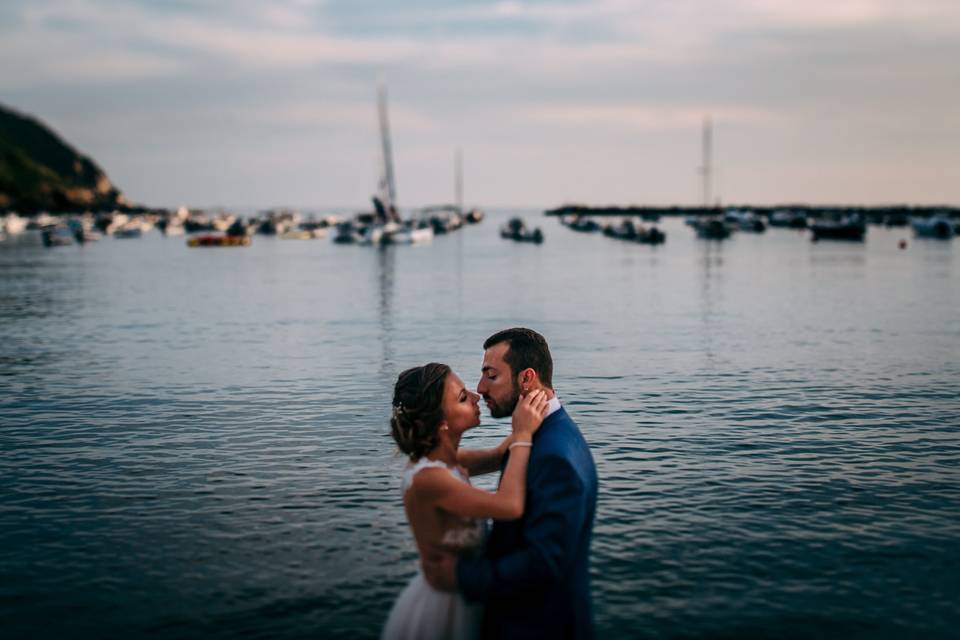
[[41, 225, 73, 247], [810, 215, 866, 241], [725, 209, 766, 232], [693, 217, 731, 240], [603, 218, 665, 244], [565, 215, 600, 232], [768, 210, 808, 228], [68, 217, 102, 243], [500, 218, 543, 244], [187, 234, 251, 247], [2, 213, 28, 237], [910, 215, 954, 239], [113, 223, 142, 239]]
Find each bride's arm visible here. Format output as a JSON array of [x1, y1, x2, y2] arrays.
[[456, 436, 512, 477], [413, 391, 548, 521]]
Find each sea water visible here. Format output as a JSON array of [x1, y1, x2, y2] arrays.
[[1, 211, 958, 638]]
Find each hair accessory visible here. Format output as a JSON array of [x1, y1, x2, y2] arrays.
[[508, 441, 532, 450]]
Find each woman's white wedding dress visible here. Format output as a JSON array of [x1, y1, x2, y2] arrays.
[[381, 458, 486, 640]]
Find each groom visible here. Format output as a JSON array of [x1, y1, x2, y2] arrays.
[[424, 327, 598, 639]]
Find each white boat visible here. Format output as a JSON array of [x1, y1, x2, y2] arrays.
[[104, 212, 129, 235], [2, 213, 28, 236], [113, 223, 142, 239], [280, 228, 327, 240], [391, 222, 434, 245]]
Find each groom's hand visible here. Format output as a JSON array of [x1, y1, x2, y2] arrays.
[[421, 553, 458, 593]]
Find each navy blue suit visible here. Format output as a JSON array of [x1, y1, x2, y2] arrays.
[[457, 407, 598, 639]]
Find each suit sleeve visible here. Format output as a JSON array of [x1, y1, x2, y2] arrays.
[[456, 453, 586, 602]]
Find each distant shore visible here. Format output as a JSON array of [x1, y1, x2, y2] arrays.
[[545, 204, 960, 218]]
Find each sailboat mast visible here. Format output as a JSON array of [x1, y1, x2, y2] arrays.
[[700, 116, 713, 207], [377, 83, 397, 212], [455, 148, 463, 214]]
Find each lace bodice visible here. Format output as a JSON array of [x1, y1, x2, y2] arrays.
[[402, 458, 487, 552]]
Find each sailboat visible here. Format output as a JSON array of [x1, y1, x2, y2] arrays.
[[357, 84, 433, 246]]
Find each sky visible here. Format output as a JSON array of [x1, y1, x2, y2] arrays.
[[1, 0, 958, 210]]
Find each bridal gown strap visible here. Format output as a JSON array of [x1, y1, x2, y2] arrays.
[[400, 458, 466, 494]]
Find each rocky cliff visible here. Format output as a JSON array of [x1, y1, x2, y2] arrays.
[[0, 103, 128, 212]]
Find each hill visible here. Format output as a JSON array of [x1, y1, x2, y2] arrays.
[[0, 103, 127, 212]]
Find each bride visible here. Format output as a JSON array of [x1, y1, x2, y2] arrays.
[[382, 362, 548, 640]]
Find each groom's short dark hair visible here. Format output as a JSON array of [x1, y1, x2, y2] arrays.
[[484, 327, 553, 388]]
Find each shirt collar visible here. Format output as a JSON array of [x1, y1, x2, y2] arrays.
[[545, 395, 562, 418]]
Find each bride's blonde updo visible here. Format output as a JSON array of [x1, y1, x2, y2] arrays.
[[390, 363, 451, 461]]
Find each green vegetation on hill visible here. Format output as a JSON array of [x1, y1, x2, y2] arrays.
[[0, 103, 125, 212]]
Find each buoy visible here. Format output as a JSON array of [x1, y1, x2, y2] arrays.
[[898, 239, 907, 250]]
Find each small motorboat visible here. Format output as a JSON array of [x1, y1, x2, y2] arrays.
[[769, 210, 808, 228], [113, 222, 143, 239], [333, 221, 363, 244], [604, 219, 666, 244], [565, 215, 600, 233], [187, 234, 251, 247], [725, 210, 766, 232], [910, 215, 954, 239], [693, 217, 731, 240], [41, 225, 73, 247], [500, 218, 543, 244], [810, 215, 866, 241], [638, 226, 666, 245], [465, 209, 484, 224]]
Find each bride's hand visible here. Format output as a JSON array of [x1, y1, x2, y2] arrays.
[[511, 389, 549, 440]]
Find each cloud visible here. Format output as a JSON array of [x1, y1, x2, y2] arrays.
[[509, 103, 783, 131], [2, 0, 958, 205]]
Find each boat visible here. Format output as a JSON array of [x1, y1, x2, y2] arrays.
[[638, 226, 666, 244], [256, 209, 300, 235], [500, 217, 543, 244], [910, 215, 954, 239], [564, 215, 600, 233], [280, 227, 327, 240], [810, 214, 866, 241], [2, 213, 28, 237], [41, 225, 73, 247], [602, 218, 665, 244], [725, 209, 766, 232], [333, 220, 363, 244], [693, 217, 731, 240], [420, 205, 464, 235], [768, 210, 808, 228], [391, 219, 435, 245], [113, 223, 142, 239], [187, 234, 251, 247], [417, 151, 480, 232], [334, 83, 435, 248], [67, 217, 102, 243]]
